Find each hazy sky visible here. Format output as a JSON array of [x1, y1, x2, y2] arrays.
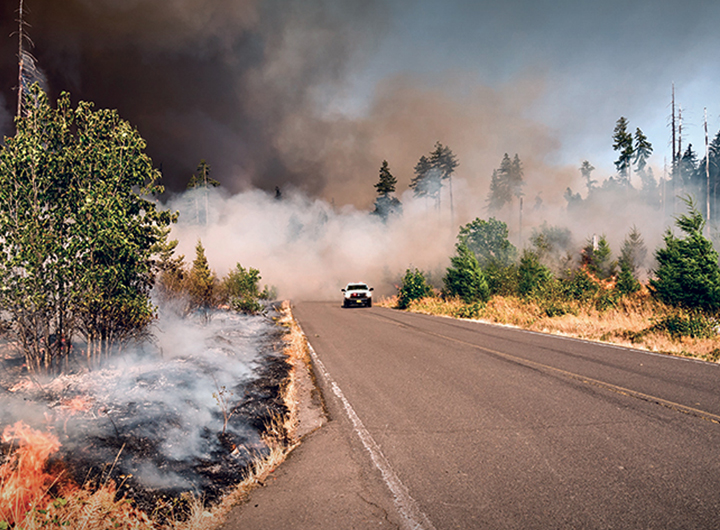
[[1, 0, 719, 206]]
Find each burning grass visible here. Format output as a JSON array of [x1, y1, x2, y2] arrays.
[[0, 302, 314, 529], [379, 290, 720, 363]]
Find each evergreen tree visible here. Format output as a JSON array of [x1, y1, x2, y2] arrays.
[[619, 225, 647, 278], [582, 235, 616, 280], [580, 160, 597, 193], [633, 128, 653, 174], [679, 144, 698, 188], [487, 153, 523, 213], [612, 117, 634, 185], [409, 155, 439, 201], [187, 240, 217, 318], [650, 198, 720, 310], [517, 250, 555, 298], [443, 244, 490, 304], [372, 160, 402, 221]]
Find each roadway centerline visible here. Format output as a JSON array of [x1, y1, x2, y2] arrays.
[[371, 311, 720, 425]]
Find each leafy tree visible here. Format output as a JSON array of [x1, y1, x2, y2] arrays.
[[397, 268, 433, 309], [458, 217, 517, 268], [530, 223, 575, 274], [612, 117, 634, 185], [372, 160, 402, 221], [582, 235, 616, 280], [443, 244, 490, 304], [650, 198, 720, 311], [0, 85, 173, 371], [186, 240, 217, 318], [222, 263, 264, 314]]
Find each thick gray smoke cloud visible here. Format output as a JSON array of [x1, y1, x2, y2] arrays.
[[0, 0, 385, 198]]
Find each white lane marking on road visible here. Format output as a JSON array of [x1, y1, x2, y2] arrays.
[[304, 335, 436, 530]]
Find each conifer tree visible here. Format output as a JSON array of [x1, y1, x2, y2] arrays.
[[580, 160, 597, 193], [187, 240, 217, 318], [612, 117, 634, 185], [372, 160, 402, 220], [443, 243, 490, 304]]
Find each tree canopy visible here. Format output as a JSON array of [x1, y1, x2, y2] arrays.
[[0, 85, 174, 371]]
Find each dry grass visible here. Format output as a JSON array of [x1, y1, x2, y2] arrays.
[[0, 301, 310, 530], [384, 291, 720, 363]]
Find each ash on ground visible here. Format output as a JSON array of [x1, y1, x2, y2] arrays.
[[0, 306, 290, 513]]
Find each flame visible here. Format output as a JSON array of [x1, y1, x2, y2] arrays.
[[0, 421, 61, 525], [60, 396, 93, 415]]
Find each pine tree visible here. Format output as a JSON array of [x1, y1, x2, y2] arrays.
[[579, 160, 596, 193], [487, 153, 523, 213], [650, 198, 720, 310], [187, 240, 217, 318], [612, 117, 634, 185], [619, 225, 647, 278], [443, 243, 490, 304], [372, 160, 402, 221]]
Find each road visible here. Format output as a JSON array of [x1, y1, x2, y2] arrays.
[[288, 302, 720, 529]]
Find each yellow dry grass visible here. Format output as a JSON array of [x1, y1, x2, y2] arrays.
[[384, 292, 720, 363]]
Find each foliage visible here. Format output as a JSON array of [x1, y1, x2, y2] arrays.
[[616, 259, 641, 295], [397, 268, 433, 309], [579, 160, 597, 192], [372, 160, 403, 220], [221, 263, 265, 314], [650, 311, 718, 339], [458, 217, 517, 268], [582, 234, 616, 280], [186, 240, 217, 317], [562, 269, 601, 302], [409, 142, 458, 207], [619, 225, 647, 278], [612, 116, 633, 184], [0, 85, 174, 371], [530, 223, 575, 274], [487, 153, 523, 213], [443, 244, 490, 304], [374, 159, 397, 196], [517, 250, 555, 298], [484, 262, 519, 297], [650, 198, 720, 311]]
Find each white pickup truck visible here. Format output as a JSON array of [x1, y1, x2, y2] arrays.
[[341, 282, 374, 308]]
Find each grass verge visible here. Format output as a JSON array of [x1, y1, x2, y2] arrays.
[[379, 290, 720, 363]]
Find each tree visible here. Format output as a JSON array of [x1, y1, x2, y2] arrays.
[[372, 160, 402, 221], [409, 142, 459, 211], [443, 244, 490, 304], [619, 226, 647, 279], [487, 153, 523, 213], [397, 268, 433, 309], [612, 117, 634, 185], [650, 198, 720, 310], [633, 128, 653, 174], [579, 160, 597, 193], [517, 250, 555, 298], [679, 144, 698, 188], [530, 223, 575, 274], [582, 235, 616, 280], [457, 217, 517, 268], [186, 240, 217, 318], [0, 85, 174, 371], [221, 263, 264, 314], [187, 159, 220, 225]]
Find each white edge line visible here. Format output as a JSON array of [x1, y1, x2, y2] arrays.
[[299, 325, 436, 530]]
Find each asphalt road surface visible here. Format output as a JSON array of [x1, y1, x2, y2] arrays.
[[287, 302, 720, 529]]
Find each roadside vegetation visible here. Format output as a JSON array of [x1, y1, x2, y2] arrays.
[[384, 202, 720, 363]]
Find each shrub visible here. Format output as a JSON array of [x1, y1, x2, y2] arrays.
[[222, 263, 265, 314], [650, 198, 720, 311], [397, 268, 433, 309], [518, 250, 555, 298], [650, 311, 718, 339], [485, 261, 519, 296], [443, 244, 490, 304]]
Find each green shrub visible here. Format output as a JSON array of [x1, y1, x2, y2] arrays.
[[397, 268, 433, 309], [650, 312, 718, 339], [443, 244, 490, 304], [518, 250, 555, 298], [222, 263, 265, 314], [485, 261, 519, 296], [562, 269, 600, 302], [650, 198, 720, 311]]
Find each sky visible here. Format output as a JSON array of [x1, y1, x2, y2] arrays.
[[1, 0, 719, 209]]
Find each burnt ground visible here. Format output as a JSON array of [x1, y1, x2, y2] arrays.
[[0, 308, 292, 519]]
